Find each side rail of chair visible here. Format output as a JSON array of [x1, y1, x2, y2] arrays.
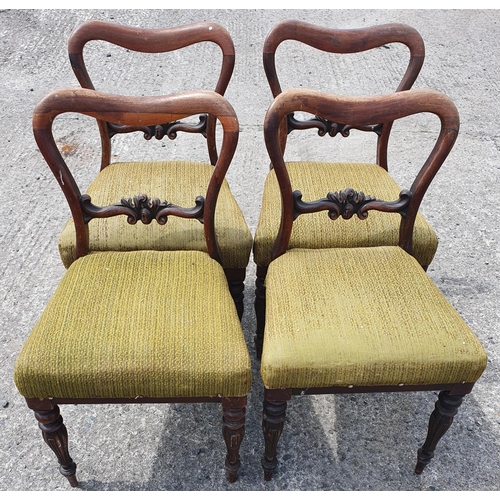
[[68, 20, 235, 167], [263, 20, 425, 167], [263, 88, 459, 261], [32, 88, 239, 264]]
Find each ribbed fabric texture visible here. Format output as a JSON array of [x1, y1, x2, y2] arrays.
[[14, 251, 252, 399], [58, 161, 253, 269], [253, 162, 438, 267], [261, 246, 487, 389]]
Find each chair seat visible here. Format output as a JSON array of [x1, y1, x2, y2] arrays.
[[58, 161, 253, 270], [14, 250, 252, 400], [261, 246, 487, 389], [253, 162, 438, 268]]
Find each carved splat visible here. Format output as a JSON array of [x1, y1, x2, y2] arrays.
[[107, 114, 208, 140], [81, 194, 205, 225], [293, 188, 412, 221], [287, 112, 383, 137]]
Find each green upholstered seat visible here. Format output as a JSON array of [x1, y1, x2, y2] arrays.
[[15, 250, 252, 400], [58, 161, 253, 270], [253, 162, 438, 268], [261, 246, 487, 390]]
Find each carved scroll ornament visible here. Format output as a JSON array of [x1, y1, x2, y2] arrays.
[[287, 112, 383, 138], [292, 188, 411, 220], [80, 194, 205, 225], [107, 114, 208, 140]]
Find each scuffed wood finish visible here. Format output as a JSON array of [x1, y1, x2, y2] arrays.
[[34, 405, 78, 487], [68, 20, 235, 167], [222, 397, 247, 483], [263, 20, 425, 167], [32, 88, 239, 266]]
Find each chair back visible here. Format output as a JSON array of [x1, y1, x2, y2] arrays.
[[263, 88, 459, 261], [32, 88, 239, 264]]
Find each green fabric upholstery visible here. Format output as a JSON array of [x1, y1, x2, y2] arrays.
[[261, 246, 487, 389], [58, 161, 253, 270], [253, 162, 438, 268], [14, 250, 252, 399]]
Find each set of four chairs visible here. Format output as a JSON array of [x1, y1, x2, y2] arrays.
[[14, 19, 487, 486]]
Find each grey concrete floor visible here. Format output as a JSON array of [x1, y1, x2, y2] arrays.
[[1, 9, 499, 491]]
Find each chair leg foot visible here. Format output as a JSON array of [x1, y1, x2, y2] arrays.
[[415, 390, 463, 474], [34, 405, 78, 487], [262, 396, 287, 481], [222, 397, 246, 483]]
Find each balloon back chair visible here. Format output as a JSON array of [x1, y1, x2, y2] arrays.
[[254, 20, 433, 355], [14, 88, 252, 486], [57, 20, 252, 317], [258, 88, 487, 480]]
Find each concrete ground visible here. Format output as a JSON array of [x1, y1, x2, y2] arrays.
[[1, 9, 499, 491]]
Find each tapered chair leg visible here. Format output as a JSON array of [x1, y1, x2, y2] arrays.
[[415, 390, 464, 474], [262, 394, 287, 480], [222, 397, 246, 483], [34, 405, 78, 487]]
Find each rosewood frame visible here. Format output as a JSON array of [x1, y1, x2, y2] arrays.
[[263, 20, 425, 167], [68, 20, 235, 168], [259, 88, 465, 479], [28, 88, 246, 485]]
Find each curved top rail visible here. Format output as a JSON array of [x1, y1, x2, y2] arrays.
[[263, 20, 425, 97], [68, 20, 235, 94]]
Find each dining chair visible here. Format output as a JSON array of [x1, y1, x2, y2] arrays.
[[253, 20, 432, 355], [258, 87, 487, 480], [57, 20, 252, 317], [14, 88, 252, 486]]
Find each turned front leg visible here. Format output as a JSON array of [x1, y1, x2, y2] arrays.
[[415, 390, 464, 474], [262, 393, 288, 481], [222, 397, 246, 483], [34, 405, 78, 487]]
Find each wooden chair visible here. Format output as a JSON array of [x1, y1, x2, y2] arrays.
[[258, 88, 487, 480], [58, 20, 252, 318], [254, 20, 432, 354], [14, 88, 252, 486]]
